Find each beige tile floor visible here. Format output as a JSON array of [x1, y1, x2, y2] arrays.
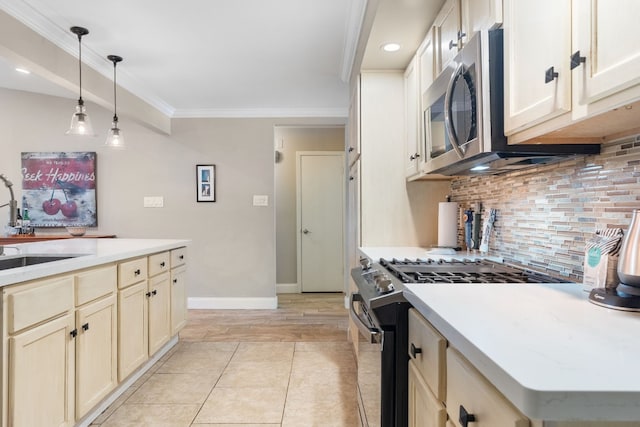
[[90, 293, 358, 427]]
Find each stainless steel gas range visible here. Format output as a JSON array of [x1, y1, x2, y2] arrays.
[[350, 256, 567, 427]]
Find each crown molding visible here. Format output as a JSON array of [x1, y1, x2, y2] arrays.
[[340, 0, 367, 83], [171, 107, 348, 119]]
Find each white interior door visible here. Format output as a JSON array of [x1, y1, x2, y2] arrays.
[[297, 152, 344, 292]]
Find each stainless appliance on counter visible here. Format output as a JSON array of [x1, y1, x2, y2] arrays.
[[421, 29, 599, 176], [350, 256, 567, 427]]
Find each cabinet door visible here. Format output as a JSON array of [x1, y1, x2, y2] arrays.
[[461, 0, 502, 35], [436, 0, 462, 72], [9, 313, 75, 427], [118, 281, 148, 381], [148, 272, 171, 355], [405, 55, 421, 178], [573, 0, 640, 105], [408, 309, 446, 401], [170, 265, 188, 335], [446, 348, 529, 427], [76, 294, 117, 418], [503, 0, 571, 134], [408, 361, 447, 427]]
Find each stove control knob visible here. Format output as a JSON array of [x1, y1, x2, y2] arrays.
[[375, 275, 394, 294], [359, 257, 372, 270]]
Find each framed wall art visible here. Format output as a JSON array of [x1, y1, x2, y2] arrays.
[[21, 152, 97, 226], [196, 164, 216, 202]]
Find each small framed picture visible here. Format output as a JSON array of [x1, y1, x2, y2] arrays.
[[196, 164, 216, 202]]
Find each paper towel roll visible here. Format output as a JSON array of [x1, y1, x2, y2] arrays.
[[438, 202, 459, 247]]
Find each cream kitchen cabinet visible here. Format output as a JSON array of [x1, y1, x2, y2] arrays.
[[505, 0, 640, 144], [4, 265, 118, 427], [460, 0, 502, 37], [117, 252, 172, 379], [408, 360, 447, 427], [447, 347, 529, 427], [503, 0, 572, 135], [434, 0, 462, 73], [170, 247, 187, 335], [405, 55, 421, 179]]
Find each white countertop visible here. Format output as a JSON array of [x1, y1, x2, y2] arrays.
[[0, 238, 190, 286], [404, 282, 640, 421]]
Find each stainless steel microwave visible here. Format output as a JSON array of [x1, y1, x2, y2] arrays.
[[421, 29, 599, 176]]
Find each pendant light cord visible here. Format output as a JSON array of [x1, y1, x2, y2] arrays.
[[112, 61, 118, 121], [77, 33, 83, 104]]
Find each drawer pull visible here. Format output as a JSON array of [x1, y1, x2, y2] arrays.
[[410, 342, 422, 359], [82, 323, 89, 332], [70, 329, 78, 339], [179, 255, 184, 260], [459, 405, 476, 427], [173, 278, 178, 284], [134, 269, 141, 276], [570, 50, 586, 70], [152, 289, 157, 296], [160, 261, 166, 267], [146, 291, 152, 298]]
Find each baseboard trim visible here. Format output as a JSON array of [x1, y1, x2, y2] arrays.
[[276, 283, 300, 294], [188, 296, 278, 309]]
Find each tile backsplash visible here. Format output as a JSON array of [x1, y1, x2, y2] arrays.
[[450, 135, 640, 280]]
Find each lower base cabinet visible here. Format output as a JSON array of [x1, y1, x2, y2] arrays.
[[148, 272, 171, 355], [75, 294, 117, 418], [118, 281, 149, 381], [9, 313, 75, 427], [408, 360, 447, 427]]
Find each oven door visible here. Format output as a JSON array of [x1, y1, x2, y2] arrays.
[[351, 293, 384, 427]]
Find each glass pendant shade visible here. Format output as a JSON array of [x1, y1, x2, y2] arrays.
[[104, 117, 125, 149], [66, 100, 95, 135]]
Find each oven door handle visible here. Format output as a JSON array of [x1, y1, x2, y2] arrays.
[[349, 293, 382, 345]]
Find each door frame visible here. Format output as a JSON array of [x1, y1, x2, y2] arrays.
[[296, 151, 345, 292]]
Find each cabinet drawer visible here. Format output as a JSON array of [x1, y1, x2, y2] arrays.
[[170, 247, 186, 268], [148, 251, 170, 277], [446, 348, 529, 427], [76, 264, 117, 306], [408, 308, 447, 401], [118, 257, 147, 289], [409, 360, 447, 427], [7, 275, 74, 333]]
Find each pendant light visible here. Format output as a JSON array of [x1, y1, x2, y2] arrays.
[[66, 26, 95, 136], [105, 55, 125, 149]]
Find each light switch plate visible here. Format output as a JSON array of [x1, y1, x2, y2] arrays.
[[253, 195, 269, 206], [143, 196, 164, 208]]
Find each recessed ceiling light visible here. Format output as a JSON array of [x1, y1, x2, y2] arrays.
[[15, 68, 30, 74], [382, 43, 401, 52]]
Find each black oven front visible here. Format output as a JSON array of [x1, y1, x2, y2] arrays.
[[350, 279, 410, 427]]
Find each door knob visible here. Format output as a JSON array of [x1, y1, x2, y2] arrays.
[[302, 229, 310, 234]]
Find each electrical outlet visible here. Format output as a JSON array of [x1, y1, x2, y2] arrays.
[[143, 196, 164, 208], [253, 195, 269, 206]]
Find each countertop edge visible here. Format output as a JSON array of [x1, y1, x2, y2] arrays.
[[0, 238, 191, 287], [403, 287, 640, 421]]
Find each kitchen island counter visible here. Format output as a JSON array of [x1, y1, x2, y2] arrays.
[[404, 282, 640, 421], [0, 238, 189, 287]]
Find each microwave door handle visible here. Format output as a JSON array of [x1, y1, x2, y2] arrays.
[[444, 62, 466, 159], [349, 293, 382, 346]]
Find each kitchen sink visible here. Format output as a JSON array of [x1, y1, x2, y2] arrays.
[[0, 255, 77, 270]]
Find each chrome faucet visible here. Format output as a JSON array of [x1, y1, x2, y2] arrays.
[[0, 174, 18, 227]]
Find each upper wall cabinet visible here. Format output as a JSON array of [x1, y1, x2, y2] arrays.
[[505, 0, 640, 144], [503, 0, 571, 134], [434, 0, 462, 73], [461, 0, 503, 35]]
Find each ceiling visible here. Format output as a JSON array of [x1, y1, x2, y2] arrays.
[[0, 0, 441, 119]]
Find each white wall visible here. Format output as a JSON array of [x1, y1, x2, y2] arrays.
[[0, 87, 345, 307]]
